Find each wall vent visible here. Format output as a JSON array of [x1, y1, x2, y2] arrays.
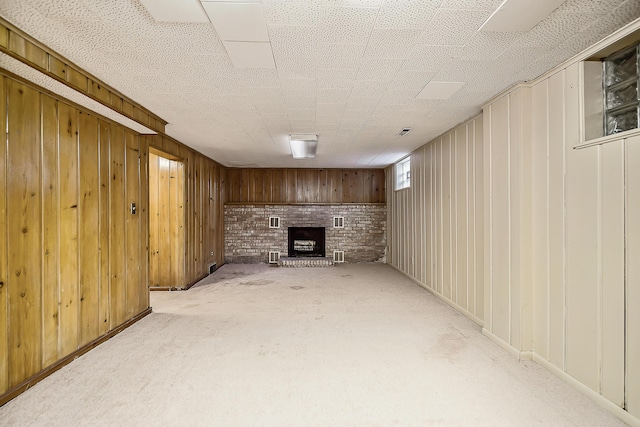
[[268, 251, 280, 264], [333, 216, 344, 228], [209, 263, 217, 275], [333, 250, 345, 263], [269, 216, 280, 228]]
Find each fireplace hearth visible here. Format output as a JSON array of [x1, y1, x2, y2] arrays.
[[288, 227, 325, 257]]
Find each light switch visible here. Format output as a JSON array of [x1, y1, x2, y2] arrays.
[[130, 203, 137, 215]]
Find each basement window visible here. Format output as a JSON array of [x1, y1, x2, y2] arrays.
[[583, 36, 640, 143], [603, 44, 639, 135], [395, 156, 411, 190]]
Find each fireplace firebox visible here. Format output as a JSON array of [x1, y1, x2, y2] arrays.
[[288, 227, 325, 257]]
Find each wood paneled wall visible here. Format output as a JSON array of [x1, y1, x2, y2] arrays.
[[143, 135, 226, 288], [0, 73, 149, 400], [483, 61, 640, 421], [226, 168, 385, 204], [149, 152, 185, 290], [386, 116, 484, 324], [0, 19, 167, 133]]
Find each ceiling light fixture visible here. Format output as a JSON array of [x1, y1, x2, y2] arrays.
[[289, 134, 318, 159]]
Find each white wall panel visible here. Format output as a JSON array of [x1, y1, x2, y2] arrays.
[[489, 96, 511, 344], [600, 141, 625, 407], [386, 116, 484, 324], [547, 70, 566, 368], [474, 119, 484, 322], [482, 62, 631, 419], [531, 80, 549, 360], [565, 138, 599, 392], [455, 128, 468, 310], [626, 135, 640, 417]]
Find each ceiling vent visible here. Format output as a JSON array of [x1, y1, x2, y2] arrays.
[[398, 128, 412, 136]]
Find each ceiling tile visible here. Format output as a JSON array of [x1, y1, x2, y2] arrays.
[[439, 0, 504, 10], [461, 31, 524, 60], [281, 79, 317, 97], [140, 0, 209, 22], [374, 0, 440, 29], [225, 41, 276, 68], [262, 0, 321, 26], [582, 0, 640, 35], [275, 58, 318, 79], [319, 6, 378, 44], [356, 58, 403, 80], [317, 44, 366, 68], [555, 0, 627, 15], [2, 0, 638, 168], [480, 0, 566, 32], [318, 88, 352, 103], [363, 28, 424, 58], [418, 9, 493, 45], [269, 26, 318, 58], [202, 2, 269, 41], [403, 45, 464, 71]]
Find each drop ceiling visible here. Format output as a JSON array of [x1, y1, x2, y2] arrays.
[[0, 0, 638, 168]]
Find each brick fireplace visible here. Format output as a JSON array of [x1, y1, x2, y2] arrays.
[[224, 204, 386, 264], [288, 227, 326, 257]]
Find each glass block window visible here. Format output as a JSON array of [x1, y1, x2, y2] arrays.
[[604, 44, 639, 135], [395, 156, 411, 190]]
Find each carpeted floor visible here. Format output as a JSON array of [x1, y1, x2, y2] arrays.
[[0, 263, 627, 426]]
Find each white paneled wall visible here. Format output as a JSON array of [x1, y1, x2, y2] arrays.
[[386, 116, 484, 324], [626, 136, 640, 417], [386, 20, 640, 424], [482, 60, 640, 422], [483, 86, 534, 354]]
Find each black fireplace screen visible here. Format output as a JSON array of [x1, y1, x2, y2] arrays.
[[288, 227, 325, 257]]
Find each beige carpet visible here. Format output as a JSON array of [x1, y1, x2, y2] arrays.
[[0, 263, 626, 426]]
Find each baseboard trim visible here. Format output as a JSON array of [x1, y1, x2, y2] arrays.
[[0, 307, 152, 407], [481, 328, 520, 357], [150, 264, 224, 292], [533, 355, 640, 427], [388, 264, 484, 327], [481, 328, 639, 426]]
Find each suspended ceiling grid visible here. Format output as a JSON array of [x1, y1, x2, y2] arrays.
[[0, 0, 638, 167]]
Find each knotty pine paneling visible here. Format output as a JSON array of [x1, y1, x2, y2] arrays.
[[7, 78, 42, 387], [226, 168, 385, 204], [0, 73, 149, 401], [148, 152, 185, 289], [145, 134, 226, 289], [0, 18, 167, 133], [0, 76, 7, 394]]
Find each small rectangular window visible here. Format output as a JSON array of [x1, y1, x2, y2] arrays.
[[395, 156, 411, 190], [603, 44, 639, 136], [268, 251, 280, 264]]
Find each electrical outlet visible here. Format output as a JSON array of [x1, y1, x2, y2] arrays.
[[210, 251, 214, 256]]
